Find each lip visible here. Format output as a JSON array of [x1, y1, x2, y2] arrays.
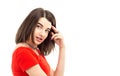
[[36, 36, 43, 43]]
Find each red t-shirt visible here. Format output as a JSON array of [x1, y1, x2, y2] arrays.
[[11, 47, 50, 76]]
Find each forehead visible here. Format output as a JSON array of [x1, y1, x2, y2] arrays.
[[38, 17, 52, 28]]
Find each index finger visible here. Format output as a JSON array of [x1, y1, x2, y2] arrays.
[[51, 26, 59, 33]]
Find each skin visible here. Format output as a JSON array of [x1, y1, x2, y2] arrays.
[[27, 17, 52, 48], [22, 17, 66, 76]]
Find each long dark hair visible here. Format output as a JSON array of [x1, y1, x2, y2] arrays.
[[15, 8, 56, 55]]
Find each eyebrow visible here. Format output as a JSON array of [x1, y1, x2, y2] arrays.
[[37, 22, 43, 27], [37, 22, 51, 30]]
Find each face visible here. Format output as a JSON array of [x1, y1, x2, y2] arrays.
[[33, 17, 52, 46]]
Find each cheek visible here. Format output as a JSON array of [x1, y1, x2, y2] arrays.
[[44, 33, 49, 39], [34, 28, 38, 34]]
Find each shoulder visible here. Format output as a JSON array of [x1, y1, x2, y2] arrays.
[[12, 43, 37, 62], [14, 42, 28, 50], [13, 43, 32, 56]]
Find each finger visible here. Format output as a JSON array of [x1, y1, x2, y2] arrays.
[[54, 36, 62, 41], [51, 33, 57, 40], [51, 33, 61, 40], [51, 26, 59, 33]]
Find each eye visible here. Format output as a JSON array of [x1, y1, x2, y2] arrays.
[[45, 29, 50, 33], [36, 24, 42, 29]]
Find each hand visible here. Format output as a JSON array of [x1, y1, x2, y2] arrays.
[[51, 26, 65, 48]]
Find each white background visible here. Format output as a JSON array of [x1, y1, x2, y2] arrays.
[[0, 0, 120, 76]]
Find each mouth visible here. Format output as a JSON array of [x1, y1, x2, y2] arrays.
[[36, 36, 43, 43]]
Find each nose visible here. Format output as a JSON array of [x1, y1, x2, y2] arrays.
[[39, 29, 46, 37]]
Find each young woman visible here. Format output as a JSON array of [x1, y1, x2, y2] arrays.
[[11, 8, 65, 76]]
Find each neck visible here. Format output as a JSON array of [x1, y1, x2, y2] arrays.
[[26, 42, 38, 50]]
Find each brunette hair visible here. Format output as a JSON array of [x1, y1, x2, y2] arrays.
[[15, 8, 56, 55]]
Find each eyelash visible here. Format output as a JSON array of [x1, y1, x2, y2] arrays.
[[45, 30, 50, 33], [36, 24, 50, 33], [36, 25, 42, 29]]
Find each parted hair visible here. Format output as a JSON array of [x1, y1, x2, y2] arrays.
[[15, 8, 56, 55]]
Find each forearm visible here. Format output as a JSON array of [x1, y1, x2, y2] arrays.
[[54, 47, 65, 76], [51, 26, 66, 76]]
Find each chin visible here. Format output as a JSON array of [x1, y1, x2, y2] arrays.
[[35, 41, 42, 45]]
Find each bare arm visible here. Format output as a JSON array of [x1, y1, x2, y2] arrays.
[[25, 45, 65, 76], [51, 26, 66, 76], [53, 47, 65, 76], [25, 26, 65, 76], [26, 64, 47, 76]]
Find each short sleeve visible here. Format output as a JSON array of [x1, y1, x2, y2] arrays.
[[16, 47, 38, 72]]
